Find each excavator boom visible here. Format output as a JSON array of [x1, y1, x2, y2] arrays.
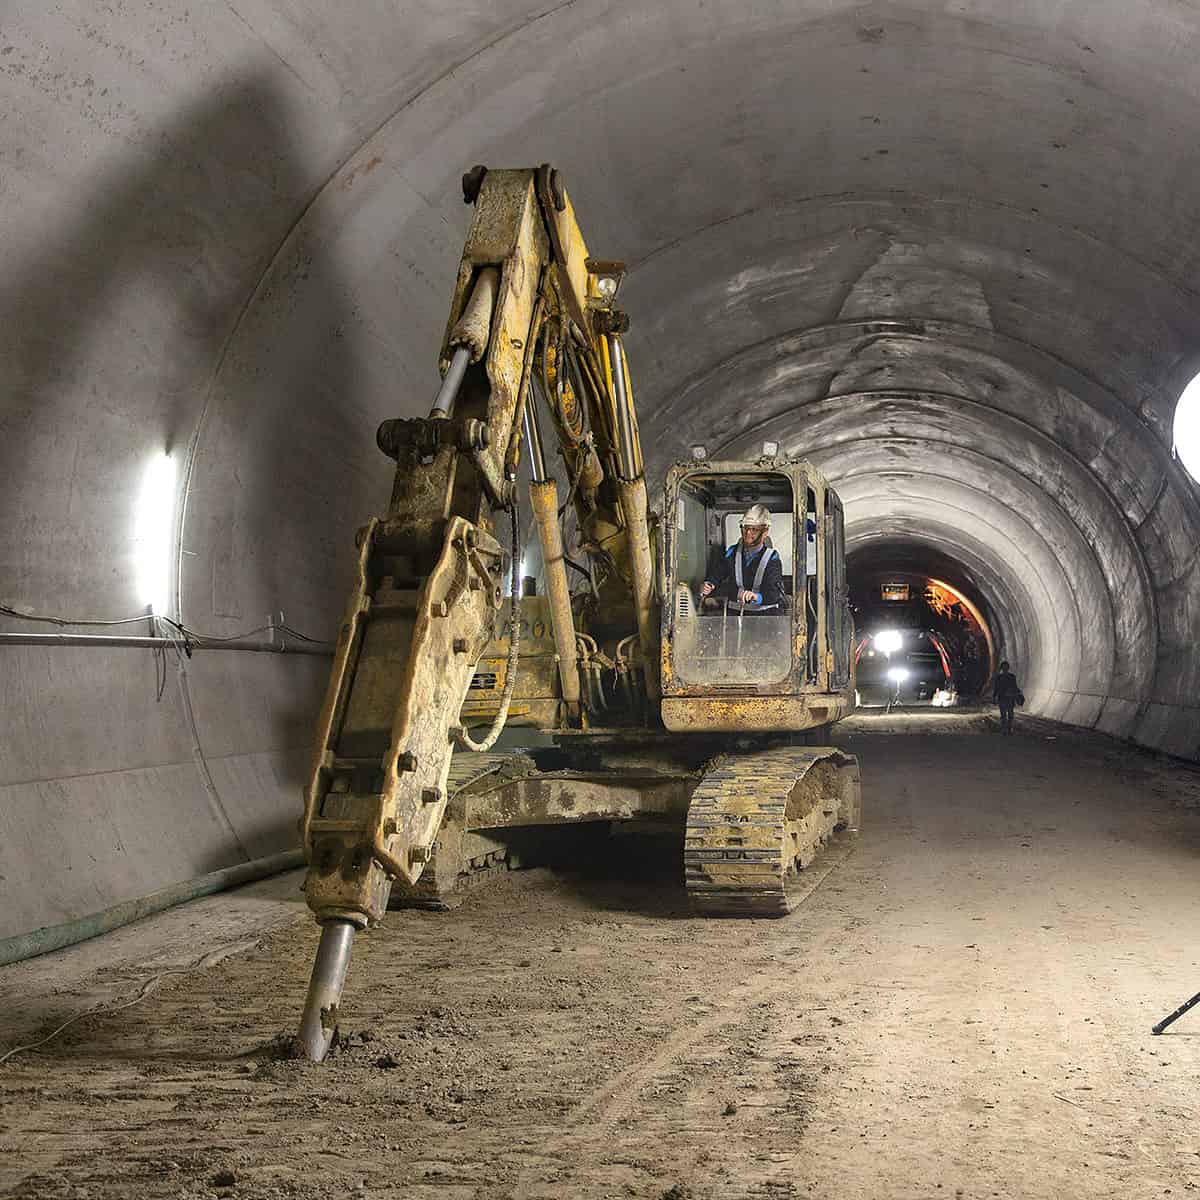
[[296, 167, 646, 1059]]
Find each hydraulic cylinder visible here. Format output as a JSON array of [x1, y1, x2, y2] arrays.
[[529, 479, 582, 710]]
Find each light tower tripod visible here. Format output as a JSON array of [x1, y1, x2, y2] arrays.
[[1152, 989, 1200, 1035]]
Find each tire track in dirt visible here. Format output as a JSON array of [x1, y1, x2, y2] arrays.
[[504, 843, 860, 1199]]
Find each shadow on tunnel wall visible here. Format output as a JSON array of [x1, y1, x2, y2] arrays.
[[0, 74, 367, 934], [1, 76, 329, 469]]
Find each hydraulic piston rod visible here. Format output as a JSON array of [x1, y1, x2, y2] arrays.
[[431, 266, 500, 418], [430, 345, 471, 419], [296, 919, 356, 1062]]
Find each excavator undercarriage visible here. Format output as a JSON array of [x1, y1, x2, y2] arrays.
[[389, 739, 860, 914]]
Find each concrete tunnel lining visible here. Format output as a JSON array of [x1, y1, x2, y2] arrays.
[[721, 403, 1158, 702], [2, 0, 1200, 942]]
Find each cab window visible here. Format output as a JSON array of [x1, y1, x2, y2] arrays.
[[670, 473, 795, 686]]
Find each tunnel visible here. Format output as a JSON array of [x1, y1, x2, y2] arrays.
[[3, 4, 1200, 1195], [4, 1, 1198, 940]]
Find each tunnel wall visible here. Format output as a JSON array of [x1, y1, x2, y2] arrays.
[[3, 1, 1199, 942]]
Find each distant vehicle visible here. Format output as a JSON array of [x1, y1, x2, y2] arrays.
[[854, 629, 955, 709]]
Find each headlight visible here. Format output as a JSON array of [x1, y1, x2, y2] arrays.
[[874, 630, 902, 654], [887, 667, 909, 683]]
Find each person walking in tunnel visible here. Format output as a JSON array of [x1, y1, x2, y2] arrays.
[[700, 503, 786, 613], [993, 660, 1023, 735]]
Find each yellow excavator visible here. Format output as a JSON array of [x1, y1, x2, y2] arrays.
[[296, 166, 859, 1060]]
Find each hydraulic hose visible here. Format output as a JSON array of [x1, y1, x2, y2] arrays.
[[454, 497, 521, 752], [0, 848, 303, 968]]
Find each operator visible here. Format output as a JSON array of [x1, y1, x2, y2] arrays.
[[992, 659, 1022, 735], [700, 504, 785, 612]]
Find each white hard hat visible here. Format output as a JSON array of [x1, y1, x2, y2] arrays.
[[740, 503, 771, 528]]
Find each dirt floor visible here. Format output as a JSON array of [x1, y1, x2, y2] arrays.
[[3, 709, 1200, 1200]]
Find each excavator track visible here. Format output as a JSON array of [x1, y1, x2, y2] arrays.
[[684, 746, 860, 916], [389, 752, 535, 909]]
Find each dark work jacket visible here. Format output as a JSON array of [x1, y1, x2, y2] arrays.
[[993, 671, 1020, 704], [704, 543, 786, 611]]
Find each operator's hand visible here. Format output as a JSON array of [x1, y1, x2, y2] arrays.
[[701, 581, 714, 597], [738, 589, 757, 604]]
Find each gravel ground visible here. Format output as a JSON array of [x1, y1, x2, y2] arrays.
[[3, 710, 1200, 1199]]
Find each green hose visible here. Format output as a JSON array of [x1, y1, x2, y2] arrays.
[[0, 848, 304, 968]]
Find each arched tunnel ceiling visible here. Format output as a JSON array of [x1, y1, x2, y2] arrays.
[[3, 1, 1200, 936]]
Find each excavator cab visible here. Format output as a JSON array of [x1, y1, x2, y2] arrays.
[[659, 454, 855, 733]]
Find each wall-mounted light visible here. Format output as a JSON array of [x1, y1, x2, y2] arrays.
[[134, 451, 177, 617], [690, 444, 708, 461]]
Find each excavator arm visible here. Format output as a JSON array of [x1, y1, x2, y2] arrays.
[[296, 166, 654, 1059]]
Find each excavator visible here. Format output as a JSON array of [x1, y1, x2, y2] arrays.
[[295, 165, 860, 1061]]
